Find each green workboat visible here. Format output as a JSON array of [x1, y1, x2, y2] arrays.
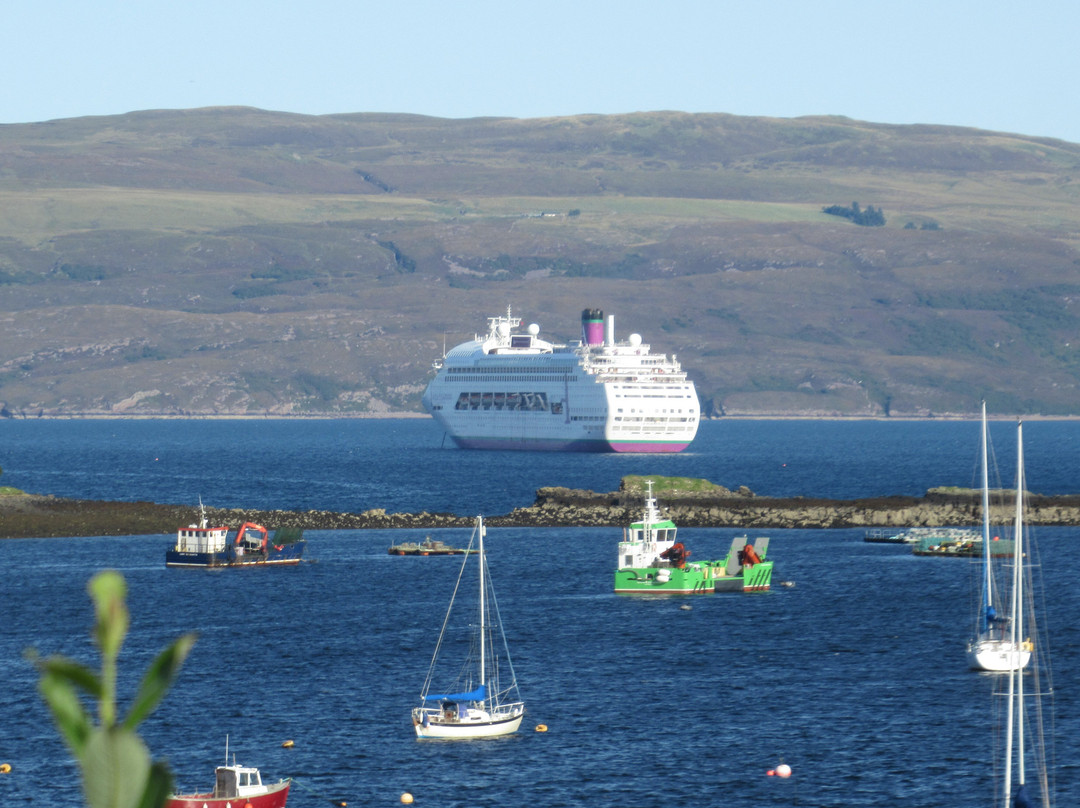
[[614, 481, 774, 594]]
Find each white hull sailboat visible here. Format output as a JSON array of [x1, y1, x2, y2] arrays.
[[412, 516, 525, 739], [995, 421, 1053, 808], [967, 402, 1031, 672]]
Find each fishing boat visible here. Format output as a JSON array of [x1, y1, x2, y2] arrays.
[[421, 307, 699, 452], [993, 421, 1053, 807], [613, 481, 773, 594], [967, 403, 1030, 672], [411, 516, 525, 738], [165, 502, 306, 568], [166, 742, 290, 808], [388, 536, 473, 555]]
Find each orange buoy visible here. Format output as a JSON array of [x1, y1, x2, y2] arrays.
[[400, 793, 414, 804], [0, 763, 11, 774], [535, 724, 548, 732], [281, 739, 295, 748]]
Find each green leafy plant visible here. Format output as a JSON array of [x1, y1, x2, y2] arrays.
[[27, 570, 196, 808]]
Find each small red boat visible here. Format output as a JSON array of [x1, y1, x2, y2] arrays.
[[166, 760, 290, 808]]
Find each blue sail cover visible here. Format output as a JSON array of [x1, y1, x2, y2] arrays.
[[424, 684, 486, 702]]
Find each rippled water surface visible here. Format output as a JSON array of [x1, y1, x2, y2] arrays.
[[1, 418, 1078, 806]]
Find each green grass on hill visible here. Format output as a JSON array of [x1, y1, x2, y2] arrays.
[[621, 475, 730, 497]]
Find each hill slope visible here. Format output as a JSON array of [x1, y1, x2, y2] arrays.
[[1, 108, 1079, 417]]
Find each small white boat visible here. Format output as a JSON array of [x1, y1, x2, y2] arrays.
[[411, 516, 525, 739], [966, 403, 1031, 672]]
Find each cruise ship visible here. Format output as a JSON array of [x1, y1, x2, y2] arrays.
[[421, 307, 700, 452]]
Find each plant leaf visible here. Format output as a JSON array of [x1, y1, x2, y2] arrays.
[[82, 727, 150, 808], [122, 633, 197, 730], [34, 654, 105, 699], [88, 571, 129, 660], [134, 760, 174, 808], [38, 670, 93, 756]]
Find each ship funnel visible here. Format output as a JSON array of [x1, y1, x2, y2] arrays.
[[581, 309, 604, 346]]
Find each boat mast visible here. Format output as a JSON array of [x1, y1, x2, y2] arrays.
[[1015, 422, 1028, 797], [643, 480, 656, 550], [1004, 421, 1025, 807], [980, 401, 993, 633], [478, 516, 487, 706]]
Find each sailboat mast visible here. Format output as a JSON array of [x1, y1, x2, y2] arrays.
[[1002, 421, 1026, 808], [980, 401, 993, 623], [1014, 422, 1027, 791], [478, 516, 486, 701]]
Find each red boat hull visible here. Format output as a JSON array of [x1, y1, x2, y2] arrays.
[[166, 779, 290, 808]]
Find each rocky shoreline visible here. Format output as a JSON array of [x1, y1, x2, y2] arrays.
[[4, 482, 1080, 539]]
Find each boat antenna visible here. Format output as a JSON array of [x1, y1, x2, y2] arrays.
[[224, 734, 229, 765], [478, 515, 486, 699]]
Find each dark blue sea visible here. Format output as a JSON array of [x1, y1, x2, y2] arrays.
[[1, 418, 1078, 807]]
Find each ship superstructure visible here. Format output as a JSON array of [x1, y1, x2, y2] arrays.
[[422, 307, 699, 452]]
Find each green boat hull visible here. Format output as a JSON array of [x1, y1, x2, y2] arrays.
[[713, 559, 773, 592], [614, 558, 773, 594]]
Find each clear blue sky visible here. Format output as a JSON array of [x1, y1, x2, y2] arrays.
[[6, 0, 1078, 143]]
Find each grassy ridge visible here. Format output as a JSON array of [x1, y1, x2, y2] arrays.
[[620, 475, 737, 498]]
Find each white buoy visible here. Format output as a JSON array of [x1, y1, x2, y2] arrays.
[[776, 763, 792, 778]]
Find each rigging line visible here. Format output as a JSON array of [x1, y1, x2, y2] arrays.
[[484, 544, 521, 697], [419, 521, 477, 698]]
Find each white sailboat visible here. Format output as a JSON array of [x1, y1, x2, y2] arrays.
[[967, 402, 1031, 672], [996, 421, 1053, 808], [411, 516, 525, 739]]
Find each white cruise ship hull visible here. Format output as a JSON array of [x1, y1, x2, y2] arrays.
[[423, 308, 700, 453], [428, 383, 697, 452]]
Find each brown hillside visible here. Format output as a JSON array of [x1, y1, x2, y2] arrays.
[[1, 109, 1079, 417]]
